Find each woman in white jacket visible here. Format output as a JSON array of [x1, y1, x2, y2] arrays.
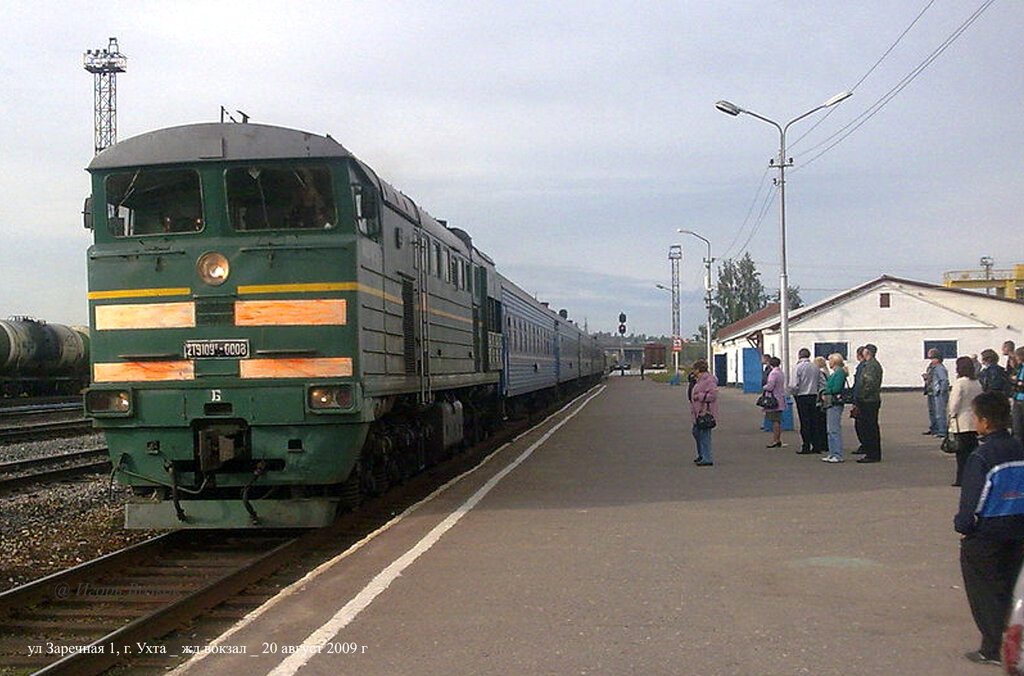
[[948, 356, 984, 486]]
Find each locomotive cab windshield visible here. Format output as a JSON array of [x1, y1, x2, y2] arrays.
[[105, 168, 204, 236], [227, 164, 335, 230]]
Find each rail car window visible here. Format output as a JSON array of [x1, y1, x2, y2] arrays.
[[226, 165, 335, 231], [105, 169, 203, 236]]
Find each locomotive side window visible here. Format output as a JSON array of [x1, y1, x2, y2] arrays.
[[105, 169, 203, 237], [226, 165, 335, 231]]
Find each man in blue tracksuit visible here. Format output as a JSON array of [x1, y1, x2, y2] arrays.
[[954, 391, 1024, 665]]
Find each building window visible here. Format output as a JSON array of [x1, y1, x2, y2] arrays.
[[814, 342, 848, 359], [879, 293, 890, 308], [924, 340, 958, 360]]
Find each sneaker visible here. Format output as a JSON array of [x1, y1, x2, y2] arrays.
[[963, 650, 1000, 665], [821, 456, 844, 463]]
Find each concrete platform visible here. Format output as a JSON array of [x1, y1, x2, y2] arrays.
[[171, 378, 988, 676]]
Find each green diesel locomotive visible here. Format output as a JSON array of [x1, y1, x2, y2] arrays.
[[83, 122, 602, 529]]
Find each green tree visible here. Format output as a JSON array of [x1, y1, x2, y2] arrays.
[[711, 253, 769, 330]]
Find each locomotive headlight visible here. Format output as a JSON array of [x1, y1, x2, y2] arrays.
[[308, 385, 354, 410], [197, 252, 230, 286], [85, 389, 132, 416]]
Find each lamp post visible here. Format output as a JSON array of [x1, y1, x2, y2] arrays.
[[678, 230, 714, 369], [715, 91, 852, 373], [655, 282, 680, 374]]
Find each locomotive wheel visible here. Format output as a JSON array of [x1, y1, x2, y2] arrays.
[[338, 467, 362, 511]]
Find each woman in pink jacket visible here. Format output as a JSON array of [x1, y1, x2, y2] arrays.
[[690, 359, 719, 466], [764, 356, 788, 448]]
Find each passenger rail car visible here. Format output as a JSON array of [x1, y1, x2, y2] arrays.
[[83, 122, 602, 529]]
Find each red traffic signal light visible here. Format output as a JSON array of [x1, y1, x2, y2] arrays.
[[618, 324, 626, 335]]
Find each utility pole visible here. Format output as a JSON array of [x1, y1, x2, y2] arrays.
[[84, 37, 127, 155]]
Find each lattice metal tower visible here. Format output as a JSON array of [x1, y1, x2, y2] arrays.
[[668, 245, 682, 372], [83, 38, 127, 155]]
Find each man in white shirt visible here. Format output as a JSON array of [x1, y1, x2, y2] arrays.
[[790, 348, 826, 455]]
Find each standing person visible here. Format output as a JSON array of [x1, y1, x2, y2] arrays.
[[689, 359, 719, 467], [855, 344, 883, 463], [790, 348, 824, 455], [954, 391, 1024, 665], [1012, 347, 1024, 446], [851, 346, 867, 455], [812, 356, 829, 452], [1003, 341, 1018, 375], [948, 356, 983, 487], [978, 349, 1009, 396], [923, 349, 950, 437], [820, 353, 848, 463], [759, 353, 773, 432], [764, 356, 788, 448]]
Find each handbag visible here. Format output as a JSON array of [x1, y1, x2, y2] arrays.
[[695, 412, 717, 430], [837, 388, 855, 405], [756, 392, 778, 409], [941, 417, 962, 454]]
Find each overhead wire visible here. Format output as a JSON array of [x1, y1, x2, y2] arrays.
[[720, 167, 771, 259], [794, 0, 997, 170], [789, 0, 938, 150], [722, 0, 942, 262], [724, 0, 994, 264]]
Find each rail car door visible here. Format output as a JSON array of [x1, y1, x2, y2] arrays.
[[414, 231, 431, 402]]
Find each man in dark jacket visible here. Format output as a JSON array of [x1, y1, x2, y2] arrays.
[[978, 349, 1010, 396], [854, 344, 883, 463], [955, 391, 1024, 665]]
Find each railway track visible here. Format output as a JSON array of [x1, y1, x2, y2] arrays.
[[0, 418, 95, 444], [0, 530, 304, 675], [0, 390, 591, 674], [0, 448, 111, 494]]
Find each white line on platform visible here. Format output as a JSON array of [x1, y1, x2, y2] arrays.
[[170, 383, 605, 676], [267, 383, 605, 676]]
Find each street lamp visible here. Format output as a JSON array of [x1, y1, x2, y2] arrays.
[[655, 283, 680, 375], [678, 229, 714, 369], [715, 90, 852, 373]]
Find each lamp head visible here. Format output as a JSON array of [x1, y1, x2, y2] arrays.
[[822, 90, 853, 107], [715, 100, 742, 116]]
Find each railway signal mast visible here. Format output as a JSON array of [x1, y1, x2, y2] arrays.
[[83, 37, 127, 156]]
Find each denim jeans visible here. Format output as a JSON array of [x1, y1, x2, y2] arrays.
[[826, 404, 844, 459], [929, 392, 949, 435], [692, 424, 713, 463]]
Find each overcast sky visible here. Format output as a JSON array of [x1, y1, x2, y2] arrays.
[[1, 1, 1021, 337]]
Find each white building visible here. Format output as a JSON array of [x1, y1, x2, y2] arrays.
[[715, 276, 1024, 389]]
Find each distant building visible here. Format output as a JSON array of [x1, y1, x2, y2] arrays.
[[715, 276, 1024, 388]]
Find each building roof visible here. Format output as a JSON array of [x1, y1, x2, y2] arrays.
[[716, 303, 780, 342], [715, 275, 1024, 344]]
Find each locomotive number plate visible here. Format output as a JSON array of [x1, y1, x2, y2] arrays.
[[183, 339, 250, 359]]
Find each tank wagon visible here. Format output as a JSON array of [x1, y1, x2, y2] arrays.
[[83, 122, 603, 529], [0, 318, 89, 396]]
